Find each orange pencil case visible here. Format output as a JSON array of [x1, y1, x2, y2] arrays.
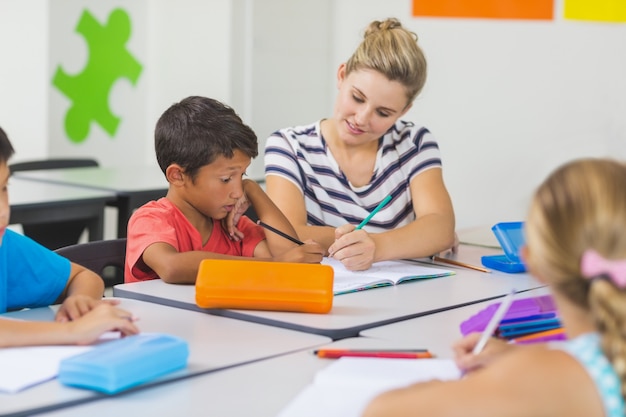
[[195, 259, 334, 314]]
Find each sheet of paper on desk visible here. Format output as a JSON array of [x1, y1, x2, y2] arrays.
[[0, 345, 92, 393], [0, 331, 120, 393], [322, 257, 454, 295], [277, 357, 461, 417]]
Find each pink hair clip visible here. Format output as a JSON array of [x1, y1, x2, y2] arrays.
[[580, 249, 626, 289]]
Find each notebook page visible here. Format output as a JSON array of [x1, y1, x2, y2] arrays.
[[278, 357, 461, 417], [322, 257, 453, 294]]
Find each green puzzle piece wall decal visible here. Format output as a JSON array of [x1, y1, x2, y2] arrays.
[[53, 8, 143, 143]]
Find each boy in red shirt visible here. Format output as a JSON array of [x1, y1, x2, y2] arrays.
[[125, 96, 324, 283]]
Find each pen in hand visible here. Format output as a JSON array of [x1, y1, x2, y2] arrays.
[[355, 195, 392, 230], [257, 221, 304, 246], [472, 289, 516, 355]]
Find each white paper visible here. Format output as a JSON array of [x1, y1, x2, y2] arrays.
[[0, 331, 121, 393], [277, 357, 461, 417], [0, 345, 92, 393]]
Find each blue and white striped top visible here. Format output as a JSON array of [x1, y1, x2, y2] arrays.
[[264, 120, 443, 232], [553, 333, 625, 417]]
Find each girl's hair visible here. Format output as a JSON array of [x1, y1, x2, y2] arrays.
[[345, 17, 427, 106], [525, 158, 626, 398]]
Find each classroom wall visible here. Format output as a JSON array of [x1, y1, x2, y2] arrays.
[[2, 0, 625, 231], [0, 0, 49, 159], [330, 0, 626, 228]]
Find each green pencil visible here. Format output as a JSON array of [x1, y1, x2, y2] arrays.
[[355, 195, 392, 230]]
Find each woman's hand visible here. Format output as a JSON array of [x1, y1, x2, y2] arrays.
[[328, 224, 376, 271]]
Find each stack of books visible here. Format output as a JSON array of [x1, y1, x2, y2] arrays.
[[460, 295, 565, 344]]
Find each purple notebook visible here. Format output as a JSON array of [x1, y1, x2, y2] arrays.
[[460, 295, 556, 336]]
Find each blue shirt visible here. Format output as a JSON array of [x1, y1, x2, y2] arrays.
[[0, 229, 70, 313], [555, 333, 625, 417]]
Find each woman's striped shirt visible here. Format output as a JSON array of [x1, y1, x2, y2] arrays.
[[264, 120, 443, 232]]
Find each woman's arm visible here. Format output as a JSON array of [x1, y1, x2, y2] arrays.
[[244, 179, 325, 263], [370, 168, 455, 261], [329, 168, 455, 270]]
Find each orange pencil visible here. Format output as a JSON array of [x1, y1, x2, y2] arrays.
[[314, 349, 433, 359], [511, 327, 565, 343], [432, 256, 491, 273]]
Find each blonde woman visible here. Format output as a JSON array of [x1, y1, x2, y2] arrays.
[[264, 18, 456, 271]]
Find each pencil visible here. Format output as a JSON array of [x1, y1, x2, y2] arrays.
[[432, 256, 491, 273], [472, 289, 516, 355], [355, 195, 392, 230], [314, 349, 433, 359], [257, 221, 304, 245]]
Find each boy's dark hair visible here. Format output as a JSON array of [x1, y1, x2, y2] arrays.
[[0, 126, 15, 165], [154, 96, 259, 180]]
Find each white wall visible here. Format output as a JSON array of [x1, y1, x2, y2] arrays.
[[243, 0, 333, 178], [331, 0, 626, 228], [0, 0, 49, 159], [145, 0, 238, 165], [2, 0, 626, 232]]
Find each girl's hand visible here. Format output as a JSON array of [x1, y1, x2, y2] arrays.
[[453, 332, 515, 373]]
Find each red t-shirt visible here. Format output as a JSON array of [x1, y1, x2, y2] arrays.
[[125, 198, 266, 282]]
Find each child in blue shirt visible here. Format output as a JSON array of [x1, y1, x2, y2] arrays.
[[0, 127, 139, 347]]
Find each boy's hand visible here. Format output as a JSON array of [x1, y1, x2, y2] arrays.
[[274, 240, 325, 264], [67, 303, 140, 345], [56, 295, 120, 322], [222, 194, 251, 241], [328, 224, 376, 271]]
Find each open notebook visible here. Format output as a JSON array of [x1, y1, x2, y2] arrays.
[[323, 258, 455, 295], [277, 357, 461, 417]]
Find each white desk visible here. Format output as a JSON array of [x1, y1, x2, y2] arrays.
[[34, 288, 556, 417], [360, 286, 551, 358], [0, 298, 330, 417], [37, 337, 427, 417], [14, 165, 168, 238], [9, 177, 116, 241], [114, 247, 543, 340]]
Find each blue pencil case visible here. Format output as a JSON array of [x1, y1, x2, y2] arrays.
[[481, 222, 527, 273], [58, 333, 189, 394]]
